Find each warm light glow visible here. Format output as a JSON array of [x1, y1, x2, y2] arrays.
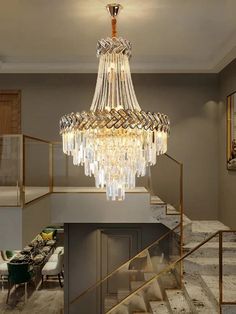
[[60, 10, 170, 201]]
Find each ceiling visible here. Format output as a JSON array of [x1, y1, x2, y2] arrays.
[[0, 0, 235, 73]]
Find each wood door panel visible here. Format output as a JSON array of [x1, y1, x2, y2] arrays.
[[0, 91, 21, 134], [0, 91, 21, 185]]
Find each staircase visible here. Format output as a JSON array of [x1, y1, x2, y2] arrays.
[[105, 220, 236, 314], [183, 221, 236, 314]]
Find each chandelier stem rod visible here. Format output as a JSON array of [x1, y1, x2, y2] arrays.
[[111, 17, 117, 38]]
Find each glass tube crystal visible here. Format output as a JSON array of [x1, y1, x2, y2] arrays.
[[60, 37, 169, 200]]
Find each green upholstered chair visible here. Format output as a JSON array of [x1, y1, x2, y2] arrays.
[[6, 263, 35, 304]]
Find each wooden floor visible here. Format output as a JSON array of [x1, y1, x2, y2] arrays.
[[0, 280, 64, 313]]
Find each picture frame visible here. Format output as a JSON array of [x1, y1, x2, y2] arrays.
[[227, 91, 236, 170]]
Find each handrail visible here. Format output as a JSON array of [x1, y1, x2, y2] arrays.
[[164, 153, 183, 166], [0, 133, 51, 144], [164, 152, 184, 285], [70, 223, 181, 305], [0, 134, 187, 309], [23, 134, 51, 144], [105, 229, 236, 314], [0, 133, 52, 207]]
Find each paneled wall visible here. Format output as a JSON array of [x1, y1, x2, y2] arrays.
[[64, 223, 168, 314]]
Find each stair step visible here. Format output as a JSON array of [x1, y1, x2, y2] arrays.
[[184, 257, 236, 275], [104, 296, 118, 312], [109, 304, 128, 314], [144, 272, 156, 281], [184, 242, 236, 257], [201, 275, 236, 305], [142, 276, 163, 301], [130, 281, 145, 291], [190, 221, 231, 242], [155, 216, 180, 230], [159, 271, 179, 290], [192, 220, 230, 233], [221, 305, 236, 314], [183, 275, 219, 313], [166, 289, 191, 313], [150, 195, 164, 205], [166, 204, 180, 215], [117, 289, 130, 301], [149, 301, 170, 314]]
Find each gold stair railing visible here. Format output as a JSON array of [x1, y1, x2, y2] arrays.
[[105, 229, 236, 314], [0, 135, 183, 210], [149, 153, 183, 215], [70, 223, 182, 311], [0, 134, 52, 207], [51, 142, 183, 213]]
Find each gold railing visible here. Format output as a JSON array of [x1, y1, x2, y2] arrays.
[[150, 153, 183, 215], [104, 229, 236, 314], [51, 142, 183, 212], [0, 134, 52, 207], [149, 152, 184, 289], [0, 137, 183, 210], [69, 224, 182, 313], [0, 135, 187, 313]]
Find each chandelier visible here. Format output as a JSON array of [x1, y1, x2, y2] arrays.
[[60, 3, 170, 201]]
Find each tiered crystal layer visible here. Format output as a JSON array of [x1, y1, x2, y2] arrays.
[[60, 37, 170, 200]]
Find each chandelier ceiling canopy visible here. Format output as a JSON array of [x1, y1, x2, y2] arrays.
[[60, 3, 170, 201]]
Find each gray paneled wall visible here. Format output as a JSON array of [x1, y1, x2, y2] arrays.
[[65, 223, 168, 314]]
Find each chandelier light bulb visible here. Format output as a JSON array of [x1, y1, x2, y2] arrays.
[[60, 3, 170, 201]]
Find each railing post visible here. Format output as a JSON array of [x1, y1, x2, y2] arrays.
[[146, 165, 153, 195], [219, 231, 223, 314], [49, 142, 53, 193], [179, 163, 184, 288], [20, 135, 25, 207]]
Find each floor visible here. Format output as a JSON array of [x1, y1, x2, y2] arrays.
[[0, 279, 64, 314]]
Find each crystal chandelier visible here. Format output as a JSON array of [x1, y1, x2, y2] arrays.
[[60, 3, 170, 201]]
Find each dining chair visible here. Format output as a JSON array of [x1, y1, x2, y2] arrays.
[[0, 253, 8, 288], [6, 263, 35, 304], [41, 252, 64, 287]]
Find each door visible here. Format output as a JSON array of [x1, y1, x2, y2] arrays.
[[100, 228, 141, 312], [0, 91, 21, 134], [0, 91, 21, 186]]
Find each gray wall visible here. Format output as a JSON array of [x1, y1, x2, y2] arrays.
[[65, 223, 168, 314], [219, 60, 236, 229], [0, 73, 220, 220]]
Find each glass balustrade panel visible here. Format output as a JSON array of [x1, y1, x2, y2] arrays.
[[222, 231, 236, 304], [70, 225, 181, 314], [150, 154, 181, 214], [52, 142, 95, 192], [106, 260, 182, 314], [24, 137, 50, 203], [0, 135, 21, 206]]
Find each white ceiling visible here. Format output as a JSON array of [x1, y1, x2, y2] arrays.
[[0, 0, 235, 73]]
